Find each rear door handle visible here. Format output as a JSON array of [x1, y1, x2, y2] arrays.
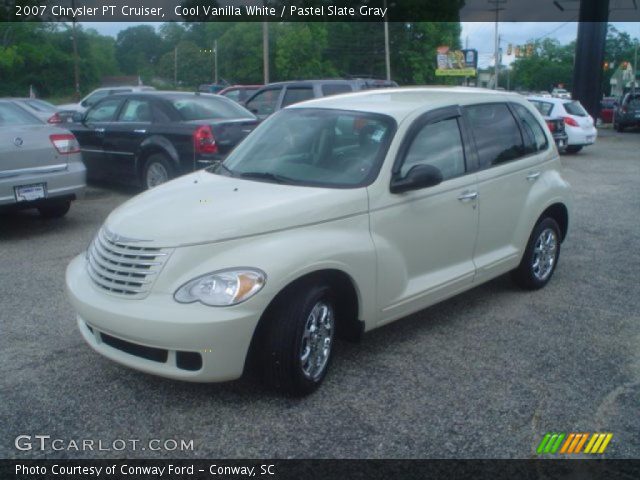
[[457, 191, 479, 202], [133, 129, 147, 134], [526, 171, 541, 181]]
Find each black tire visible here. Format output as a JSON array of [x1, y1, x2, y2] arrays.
[[142, 153, 174, 190], [258, 282, 336, 396], [37, 200, 70, 219], [614, 121, 624, 132], [564, 145, 583, 154], [511, 217, 561, 290]]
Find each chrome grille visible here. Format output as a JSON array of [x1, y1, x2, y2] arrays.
[[86, 228, 172, 298]]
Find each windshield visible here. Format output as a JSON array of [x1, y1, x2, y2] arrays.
[[171, 95, 253, 120], [214, 108, 395, 188]]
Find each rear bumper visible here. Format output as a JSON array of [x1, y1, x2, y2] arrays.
[[0, 159, 85, 207], [566, 126, 597, 146]]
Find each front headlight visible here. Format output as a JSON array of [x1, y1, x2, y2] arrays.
[[174, 268, 266, 306]]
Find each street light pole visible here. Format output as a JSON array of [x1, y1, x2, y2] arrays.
[[70, 0, 80, 100], [262, 22, 269, 84], [488, 0, 507, 89]]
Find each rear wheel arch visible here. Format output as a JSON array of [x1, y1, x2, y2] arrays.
[[539, 203, 569, 242]]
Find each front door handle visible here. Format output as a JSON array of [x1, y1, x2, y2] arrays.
[[94, 128, 105, 134], [133, 129, 147, 134], [457, 191, 479, 202], [526, 171, 541, 181]]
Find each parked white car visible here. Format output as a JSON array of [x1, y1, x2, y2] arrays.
[[551, 88, 571, 99], [66, 88, 572, 395], [527, 96, 597, 153], [57, 86, 155, 113]]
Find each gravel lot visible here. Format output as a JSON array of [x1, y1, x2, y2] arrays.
[[1, 128, 639, 459]]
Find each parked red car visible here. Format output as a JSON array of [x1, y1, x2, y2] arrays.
[[599, 97, 616, 124]]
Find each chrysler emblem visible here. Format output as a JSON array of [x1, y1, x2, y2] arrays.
[[13, 137, 23, 147]]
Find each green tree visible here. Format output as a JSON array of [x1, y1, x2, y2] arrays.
[[115, 25, 164, 78], [275, 23, 336, 80]]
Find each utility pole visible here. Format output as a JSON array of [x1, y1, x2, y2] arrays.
[[634, 40, 638, 95], [488, 0, 507, 89], [262, 22, 269, 84], [174, 46, 178, 87], [70, 0, 80, 100], [213, 39, 218, 84], [383, 0, 390, 81]]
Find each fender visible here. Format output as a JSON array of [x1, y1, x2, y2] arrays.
[[135, 135, 183, 175]]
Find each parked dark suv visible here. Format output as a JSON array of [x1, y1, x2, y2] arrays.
[[69, 92, 258, 189], [613, 92, 640, 132], [244, 78, 398, 120]]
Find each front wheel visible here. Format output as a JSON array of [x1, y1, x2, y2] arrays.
[[259, 282, 336, 396], [511, 218, 561, 290]]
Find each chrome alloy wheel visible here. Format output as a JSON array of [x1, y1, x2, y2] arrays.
[[300, 300, 334, 381], [146, 162, 169, 188], [532, 228, 558, 281]]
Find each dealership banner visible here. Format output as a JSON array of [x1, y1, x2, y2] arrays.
[[3, 459, 640, 480], [435, 47, 478, 77], [2, 0, 639, 22]]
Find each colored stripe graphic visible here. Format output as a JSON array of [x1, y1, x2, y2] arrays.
[[539, 433, 613, 454], [537, 433, 565, 454]]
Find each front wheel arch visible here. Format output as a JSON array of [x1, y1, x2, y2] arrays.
[[244, 270, 363, 377]]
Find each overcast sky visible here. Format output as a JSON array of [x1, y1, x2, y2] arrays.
[[84, 21, 640, 69]]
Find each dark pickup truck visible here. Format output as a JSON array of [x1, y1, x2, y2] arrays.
[[69, 91, 258, 189]]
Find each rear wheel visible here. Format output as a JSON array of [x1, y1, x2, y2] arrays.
[[512, 217, 561, 290], [615, 122, 625, 132], [259, 282, 336, 396], [38, 200, 70, 219], [565, 145, 583, 154], [142, 154, 173, 189]]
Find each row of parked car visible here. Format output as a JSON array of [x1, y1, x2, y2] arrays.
[[0, 78, 399, 217]]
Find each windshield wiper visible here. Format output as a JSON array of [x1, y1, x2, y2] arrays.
[[238, 171, 295, 184], [209, 162, 235, 177]]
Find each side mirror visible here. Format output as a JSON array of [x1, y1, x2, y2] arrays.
[[390, 164, 443, 194], [72, 112, 84, 123]]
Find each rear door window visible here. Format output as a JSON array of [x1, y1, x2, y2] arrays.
[[282, 87, 315, 107], [117, 99, 154, 123], [465, 103, 524, 168]]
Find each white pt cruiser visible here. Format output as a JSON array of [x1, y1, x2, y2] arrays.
[[66, 88, 572, 395]]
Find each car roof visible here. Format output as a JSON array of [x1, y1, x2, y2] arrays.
[[287, 87, 531, 121]]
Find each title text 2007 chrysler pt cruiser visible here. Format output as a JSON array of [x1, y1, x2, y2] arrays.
[[66, 88, 572, 395]]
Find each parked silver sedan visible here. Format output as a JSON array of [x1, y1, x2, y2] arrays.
[[0, 100, 85, 218]]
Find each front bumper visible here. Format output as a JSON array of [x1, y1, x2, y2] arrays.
[[66, 255, 261, 382], [0, 159, 85, 207]]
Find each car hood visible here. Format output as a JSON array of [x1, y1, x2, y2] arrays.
[[104, 171, 369, 248]]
